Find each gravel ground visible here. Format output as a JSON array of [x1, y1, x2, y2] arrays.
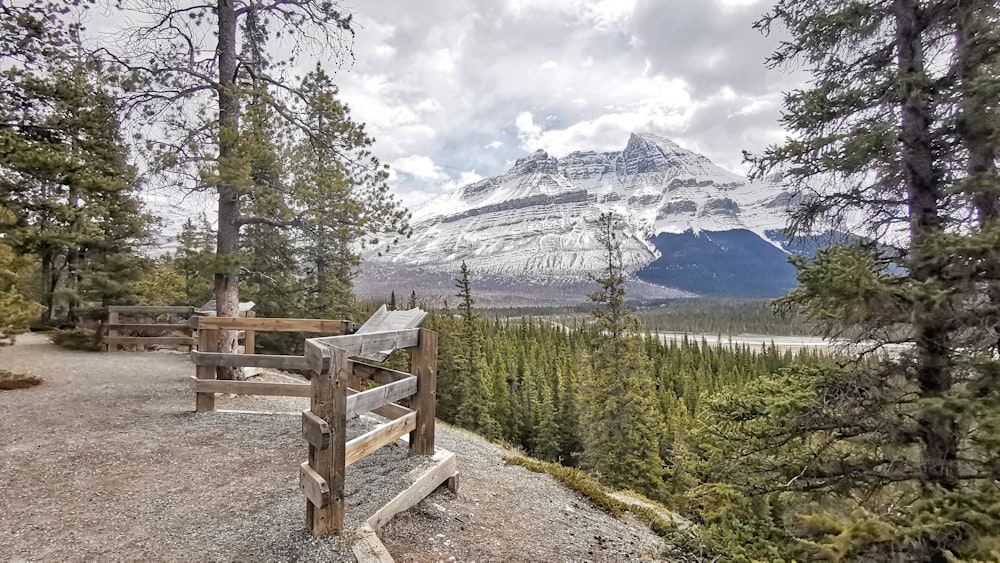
[[1, 333, 671, 562]]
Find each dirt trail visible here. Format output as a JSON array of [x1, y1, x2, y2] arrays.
[[0, 333, 670, 562]]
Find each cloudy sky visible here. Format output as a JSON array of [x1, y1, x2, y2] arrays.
[[326, 0, 802, 206]]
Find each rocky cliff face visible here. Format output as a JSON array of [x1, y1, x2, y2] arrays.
[[364, 133, 799, 298]]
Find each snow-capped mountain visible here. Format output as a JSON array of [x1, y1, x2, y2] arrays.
[[363, 133, 806, 301]]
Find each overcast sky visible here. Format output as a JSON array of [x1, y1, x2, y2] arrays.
[[325, 0, 801, 206]]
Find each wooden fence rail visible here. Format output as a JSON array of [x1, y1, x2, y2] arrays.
[[105, 306, 197, 353], [189, 316, 355, 412]]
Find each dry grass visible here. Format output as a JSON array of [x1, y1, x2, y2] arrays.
[[0, 369, 42, 390], [503, 454, 702, 553]]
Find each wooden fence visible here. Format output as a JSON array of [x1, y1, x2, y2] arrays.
[[189, 316, 357, 412], [189, 310, 453, 537], [301, 327, 440, 535], [105, 305, 197, 352]]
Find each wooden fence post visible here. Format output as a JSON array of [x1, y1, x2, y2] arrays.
[[303, 342, 348, 535], [243, 311, 256, 355], [409, 328, 437, 455], [195, 323, 217, 412], [106, 309, 119, 353]]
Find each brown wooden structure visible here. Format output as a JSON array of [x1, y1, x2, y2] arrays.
[[189, 316, 356, 412], [188, 308, 455, 537], [104, 305, 197, 352]]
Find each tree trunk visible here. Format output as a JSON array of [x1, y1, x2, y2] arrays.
[[896, 0, 957, 500], [215, 0, 241, 380]]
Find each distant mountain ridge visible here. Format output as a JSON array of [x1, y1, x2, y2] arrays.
[[362, 133, 807, 301]]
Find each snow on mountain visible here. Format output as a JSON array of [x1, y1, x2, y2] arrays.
[[366, 133, 796, 297]]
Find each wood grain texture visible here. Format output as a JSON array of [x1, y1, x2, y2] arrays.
[[195, 328, 216, 412], [106, 305, 195, 314], [103, 336, 196, 346], [365, 450, 457, 531], [299, 462, 330, 508], [345, 376, 417, 419], [302, 410, 331, 450], [409, 329, 438, 455], [189, 351, 308, 370], [345, 412, 417, 467], [191, 378, 311, 397], [197, 317, 352, 333]]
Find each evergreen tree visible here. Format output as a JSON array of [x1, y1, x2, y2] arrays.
[[580, 212, 668, 499], [0, 3, 151, 322], [716, 1, 1000, 558], [452, 261, 500, 439]]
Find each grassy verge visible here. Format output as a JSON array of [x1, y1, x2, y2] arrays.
[[0, 369, 42, 390], [503, 454, 709, 557]]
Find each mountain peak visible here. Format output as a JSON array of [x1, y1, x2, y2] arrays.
[[627, 131, 682, 151], [511, 148, 557, 175]]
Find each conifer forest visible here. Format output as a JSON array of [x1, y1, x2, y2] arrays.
[[2, 0, 1000, 560]]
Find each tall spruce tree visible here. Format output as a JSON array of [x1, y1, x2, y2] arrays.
[[581, 212, 667, 500], [711, 1, 1000, 559], [452, 261, 500, 439]]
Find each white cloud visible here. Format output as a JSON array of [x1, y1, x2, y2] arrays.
[[327, 0, 797, 204], [391, 155, 449, 181]]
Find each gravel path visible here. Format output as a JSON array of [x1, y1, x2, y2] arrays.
[[1, 333, 670, 562]]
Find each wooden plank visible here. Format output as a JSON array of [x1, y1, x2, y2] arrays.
[[107, 305, 195, 314], [104, 336, 196, 346], [304, 339, 331, 377], [302, 410, 331, 450], [345, 376, 417, 419], [106, 323, 192, 331], [189, 351, 309, 370], [191, 377, 311, 397], [244, 330, 255, 355], [409, 329, 438, 455], [299, 462, 330, 508], [195, 328, 216, 412], [197, 317, 353, 333], [352, 362, 415, 385], [354, 306, 429, 362], [351, 524, 394, 563], [366, 450, 457, 531], [312, 329, 421, 359], [348, 388, 415, 420], [345, 412, 417, 467], [446, 472, 460, 494], [306, 345, 347, 536], [106, 311, 119, 353]]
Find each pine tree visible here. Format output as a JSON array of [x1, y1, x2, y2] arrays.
[[105, 1, 410, 356], [0, 6, 151, 322]]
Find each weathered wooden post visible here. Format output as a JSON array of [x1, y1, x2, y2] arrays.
[[195, 318, 218, 412], [409, 328, 437, 455], [243, 311, 256, 355], [302, 340, 348, 535], [106, 309, 119, 353]]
